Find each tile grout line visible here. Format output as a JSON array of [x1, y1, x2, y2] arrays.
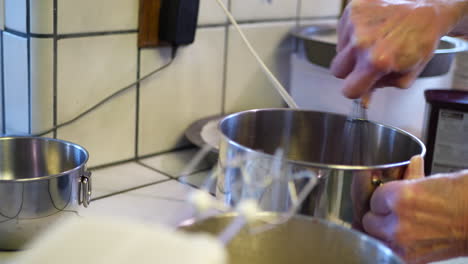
[[88, 157, 138, 171], [3, 28, 29, 38], [52, 0, 58, 138], [135, 160, 178, 180], [90, 178, 173, 202], [1, 32, 4, 134], [26, 0, 31, 134], [89, 155, 211, 180], [139, 164, 206, 194], [87, 145, 197, 171], [294, 0, 302, 53], [2, 16, 339, 41], [136, 145, 195, 160], [175, 178, 201, 191], [296, 0, 302, 27], [57, 29, 138, 40], [220, 0, 231, 115], [135, 48, 140, 158], [301, 15, 339, 21], [135, 160, 211, 181], [183, 167, 213, 178]]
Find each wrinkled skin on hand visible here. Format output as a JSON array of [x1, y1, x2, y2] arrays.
[[350, 168, 405, 231], [351, 170, 378, 231], [331, 0, 468, 99], [363, 156, 468, 264]]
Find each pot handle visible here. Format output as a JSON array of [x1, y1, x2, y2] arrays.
[[79, 171, 92, 208]]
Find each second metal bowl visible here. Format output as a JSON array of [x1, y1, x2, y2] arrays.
[[292, 24, 468, 77]]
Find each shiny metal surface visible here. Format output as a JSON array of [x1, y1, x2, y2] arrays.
[[181, 213, 404, 264], [185, 115, 225, 153], [0, 137, 90, 250], [216, 109, 425, 229], [291, 24, 468, 77]]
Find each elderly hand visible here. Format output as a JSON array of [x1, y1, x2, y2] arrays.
[[363, 156, 468, 263], [331, 0, 468, 99]]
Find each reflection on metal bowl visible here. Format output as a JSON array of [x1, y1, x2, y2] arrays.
[[0, 137, 91, 250], [291, 24, 468, 77], [180, 213, 404, 264], [216, 109, 425, 230]]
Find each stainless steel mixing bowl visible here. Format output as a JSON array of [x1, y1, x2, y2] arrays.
[[291, 24, 468, 77], [0, 137, 91, 250], [216, 109, 425, 230], [181, 213, 404, 264]]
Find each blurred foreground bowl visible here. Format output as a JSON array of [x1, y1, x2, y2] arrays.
[[181, 213, 404, 264]]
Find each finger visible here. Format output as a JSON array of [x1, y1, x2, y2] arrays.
[[362, 212, 397, 242], [360, 91, 373, 108], [331, 44, 356, 78], [350, 171, 376, 229], [341, 58, 385, 99], [373, 72, 405, 88], [393, 67, 425, 89], [369, 181, 402, 215], [404, 155, 425, 180], [337, 9, 352, 52]]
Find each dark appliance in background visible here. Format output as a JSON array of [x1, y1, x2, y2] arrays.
[[424, 89, 468, 174], [138, 0, 200, 48]]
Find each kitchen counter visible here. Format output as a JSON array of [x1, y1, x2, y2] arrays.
[[0, 148, 213, 263], [0, 147, 466, 264]]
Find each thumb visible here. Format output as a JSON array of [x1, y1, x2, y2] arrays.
[[404, 155, 425, 180]]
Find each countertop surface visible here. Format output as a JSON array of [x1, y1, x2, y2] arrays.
[[0, 148, 213, 263], [0, 147, 467, 264]]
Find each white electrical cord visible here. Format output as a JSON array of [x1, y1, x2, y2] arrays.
[[214, 0, 299, 109]]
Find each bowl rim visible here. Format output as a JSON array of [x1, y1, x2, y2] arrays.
[[291, 24, 468, 54], [218, 108, 426, 171], [179, 212, 404, 263], [0, 136, 90, 182]]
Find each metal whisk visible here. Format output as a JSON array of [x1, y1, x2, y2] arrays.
[[344, 98, 372, 166]]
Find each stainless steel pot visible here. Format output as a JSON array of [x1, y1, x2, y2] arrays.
[[181, 213, 404, 264], [0, 137, 91, 250], [216, 109, 425, 230]]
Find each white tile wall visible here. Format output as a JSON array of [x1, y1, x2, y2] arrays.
[[4, 0, 26, 33], [300, 0, 342, 18], [58, 0, 139, 34], [56, 87, 136, 167], [0, 0, 5, 30], [198, 0, 227, 25], [55, 34, 138, 166], [30, 37, 53, 134], [140, 148, 213, 177], [57, 33, 137, 123], [91, 162, 168, 198], [1, 0, 340, 166], [299, 18, 338, 27], [3, 32, 29, 134], [139, 46, 172, 77], [224, 22, 295, 113], [29, 0, 53, 34], [0, 34, 2, 133], [138, 28, 225, 156], [231, 0, 298, 21]]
